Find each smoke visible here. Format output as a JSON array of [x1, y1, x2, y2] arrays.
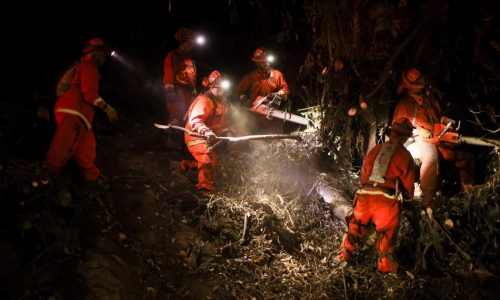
[[221, 135, 319, 197], [225, 103, 322, 194], [228, 104, 258, 140]]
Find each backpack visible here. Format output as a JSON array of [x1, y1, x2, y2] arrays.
[[56, 61, 82, 97]]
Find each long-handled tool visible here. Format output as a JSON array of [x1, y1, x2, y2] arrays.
[[154, 124, 302, 143]]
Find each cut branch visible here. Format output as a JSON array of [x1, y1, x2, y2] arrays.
[[154, 123, 302, 142]]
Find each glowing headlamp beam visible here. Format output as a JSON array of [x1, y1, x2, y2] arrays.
[[108, 50, 135, 71], [196, 35, 206, 45], [221, 80, 230, 89], [266, 55, 275, 63]]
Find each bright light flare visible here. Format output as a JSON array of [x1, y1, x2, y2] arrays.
[[221, 80, 231, 90], [108, 50, 135, 71], [266, 55, 275, 63], [196, 35, 206, 45]]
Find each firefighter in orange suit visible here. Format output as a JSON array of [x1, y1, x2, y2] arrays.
[[184, 70, 229, 196], [163, 27, 197, 149], [235, 48, 289, 134], [44, 38, 117, 181], [392, 68, 475, 208], [337, 118, 415, 274]]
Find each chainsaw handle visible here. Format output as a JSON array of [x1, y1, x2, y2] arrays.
[[266, 93, 282, 107], [437, 121, 454, 139], [252, 95, 269, 109]]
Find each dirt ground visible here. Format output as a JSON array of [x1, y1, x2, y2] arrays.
[[1, 103, 499, 299]]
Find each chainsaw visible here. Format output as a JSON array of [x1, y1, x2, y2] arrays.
[[423, 122, 500, 148], [245, 93, 310, 126]]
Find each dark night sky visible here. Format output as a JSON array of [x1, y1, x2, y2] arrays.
[[4, 1, 496, 116], [3, 0, 301, 102]]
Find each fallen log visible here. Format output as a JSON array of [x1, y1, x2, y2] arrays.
[[315, 181, 353, 225]]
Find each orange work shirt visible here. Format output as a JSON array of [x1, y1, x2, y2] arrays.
[[163, 48, 196, 91], [184, 93, 228, 144], [236, 69, 288, 102], [392, 94, 442, 133], [360, 142, 415, 198], [54, 55, 103, 129]]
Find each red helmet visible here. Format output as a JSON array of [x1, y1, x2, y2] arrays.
[[208, 70, 222, 85], [207, 70, 223, 87], [174, 27, 194, 42], [200, 70, 222, 88], [400, 68, 425, 92], [390, 117, 414, 137], [252, 48, 268, 62], [204, 70, 231, 89], [83, 38, 109, 53]]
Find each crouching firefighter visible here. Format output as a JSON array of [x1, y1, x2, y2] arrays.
[[337, 118, 415, 274], [184, 70, 229, 197]]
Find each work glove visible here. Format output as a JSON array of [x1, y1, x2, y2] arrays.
[[204, 130, 217, 144], [103, 104, 118, 122], [417, 127, 432, 139]]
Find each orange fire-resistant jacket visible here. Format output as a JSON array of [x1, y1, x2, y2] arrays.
[[360, 142, 415, 199], [392, 93, 442, 134], [184, 93, 228, 145], [54, 54, 106, 129], [236, 69, 289, 102], [163, 48, 196, 91]]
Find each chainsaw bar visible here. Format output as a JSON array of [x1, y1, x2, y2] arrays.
[[247, 106, 310, 126]]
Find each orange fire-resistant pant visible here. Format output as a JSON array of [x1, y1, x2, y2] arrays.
[[187, 142, 216, 193], [341, 193, 400, 273], [407, 140, 475, 207], [45, 114, 99, 181]]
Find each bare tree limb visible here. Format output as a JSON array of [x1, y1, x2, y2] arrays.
[[468, 109, 500, 134], [366, 6, 433, 100]]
